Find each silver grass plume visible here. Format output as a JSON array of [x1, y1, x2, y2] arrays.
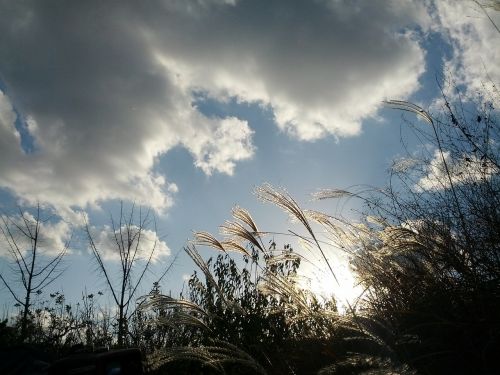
[[255, 183, 339, 284], [147, 339, 267, 374]]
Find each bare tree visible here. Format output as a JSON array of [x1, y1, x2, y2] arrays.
[[0, 204, 69, 341], [85, 203, 159, 347]]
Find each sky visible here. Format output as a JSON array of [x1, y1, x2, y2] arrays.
[[0, 0, 499, 310]]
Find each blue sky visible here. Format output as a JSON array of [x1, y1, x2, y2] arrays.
[[0, 0, 499, 309]]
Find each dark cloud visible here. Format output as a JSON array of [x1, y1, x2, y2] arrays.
[[0, 0, 430, 213]]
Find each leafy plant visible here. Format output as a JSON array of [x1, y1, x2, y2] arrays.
[[140, 205, 339, 374]]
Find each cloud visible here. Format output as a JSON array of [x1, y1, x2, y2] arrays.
[[417, 150, 499, 191], [89, 225, 170, 263], [0, 0, 429, 213], [0, 212, 72, 258], [185, 116, 255, 175], [433, 0, 500, 97], [151, 0, 429, 140]]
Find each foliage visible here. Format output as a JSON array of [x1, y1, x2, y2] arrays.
[[0, 86, 498, 375], [344, 92, 500, 374], [141, 233, 339, 374], [141, 85, 500, 374], [187, 249, 335, 372], [0, 290, 113, 353]]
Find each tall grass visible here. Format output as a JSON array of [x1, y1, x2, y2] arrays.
[[142, 85, 499, 374], [1, 86, 497, 374]]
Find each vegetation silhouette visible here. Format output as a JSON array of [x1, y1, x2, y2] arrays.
[[85, 203, 160, 347], [0, 83, 498, 374], [142, 84, 499, 374], [0, 204, 69, 342]]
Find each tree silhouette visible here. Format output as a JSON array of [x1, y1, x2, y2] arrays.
[[0, 204, 69, 341], [86, 203, 159, 347]]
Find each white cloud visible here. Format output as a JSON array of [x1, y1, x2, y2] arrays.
[[433, 0, 500, 97], [90, 225, 170, 263], [185, 116, 255, 175], [0, 0, 430, 214], [0, 212, 72, 258], [152, 0, 429, 141], [417, 149, 499, 191]]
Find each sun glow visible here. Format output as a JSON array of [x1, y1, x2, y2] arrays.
[[299, 254, 363, 313]]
